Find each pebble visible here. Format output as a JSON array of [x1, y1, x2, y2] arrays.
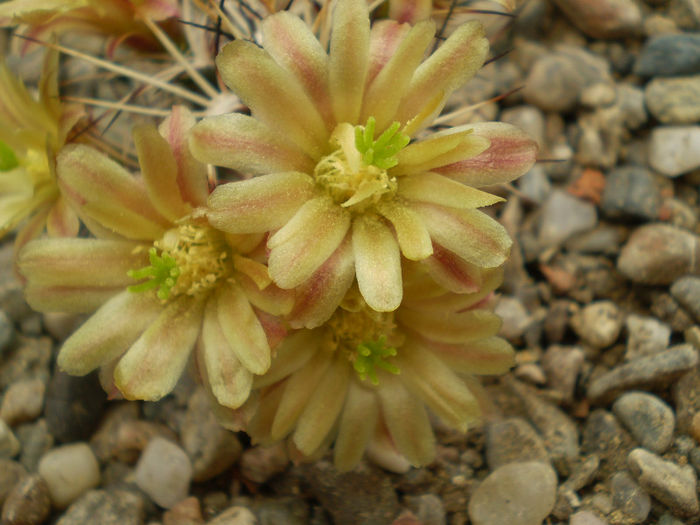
[[550, 0, 642, 38], [0, 378, 46, 426], [627, 448, 699, 517], [302, 461, 399, 525], [587, 344, 699, 404], [0, 310, 14, 356], [562, 454, 600, 492], [162, 496, 203, 525], [0, 419, 20, 458], [404, 494, 446, 525], [570, 301, 623, 349], [581, 410, 636, 477], [613, 392, 675, 453], [500, 106, 546, 148], [648, 126, 700, 177], [485, 418, 550, 469], [570, 510, 608, 525], [518, 166, 551, 205], [181, 389, 242, 482], [617, 224, 699, 285], [135, 437, 193, 509], [663, 196, 699, 230], [624, 314, 671, 361], [600, 166, 660, 221], [0, 459, 26, 506], [207, 506, 257, 525], [634, 34, 700, 77], [609, 471, 651, 524], [616, 83, 647, 130], [494, 296, 532, 341], [468, 461, 557, 525], [669, 0, 700, 29], [541, 345, 584, 403], [255, 497, 309, 525], [45, 370, 106, 443], [38, 442, 101, 508], [239, 443, 288, 484], [646, 76, 700, 124], [16, 419, 54, 472], [0, 337, 51, 392], [670, 275, 700, 321], [56, 489, 145, 525], [538, 190, 598, 247], [1, 474, 50, 525], [673, 368, 700, 434], [523, 47, 611, 112]]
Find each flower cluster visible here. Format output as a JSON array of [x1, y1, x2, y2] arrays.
[[7, 0, 537, 470]]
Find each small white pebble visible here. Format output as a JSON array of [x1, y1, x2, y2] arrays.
[[135, 437, 192, 509], [38, 442, 100, 508]]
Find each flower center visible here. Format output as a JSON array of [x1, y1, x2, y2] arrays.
[[313, 117, 409, 212], [0, 140, 18, 171], [322, 290, 403, 385], [128, 221, 231, 301]]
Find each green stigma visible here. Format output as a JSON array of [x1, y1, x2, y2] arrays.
[[0, 140, 18, 171], [353, 335, 400, 386], [354, 117, 410, 170], [127, 247, 181, 300]]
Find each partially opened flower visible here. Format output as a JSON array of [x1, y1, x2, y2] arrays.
[[0, 50, 84, 250], [190, 0, 537, 323], [238, 264, 514, 471], [18, 106, 290, 406]]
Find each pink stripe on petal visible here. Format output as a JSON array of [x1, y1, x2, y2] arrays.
[[388, 0, 433, 24], [421, 242, 482, 293]]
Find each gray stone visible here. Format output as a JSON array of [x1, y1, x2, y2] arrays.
[[627, 448, 699, 517], [0, 337, 51, 392], [613, 392, 675, 453], [517, 166, 551, 205], [208, 506, 257, 525], [570, 301, 623, 349], [610, 471, 651, 524], [671, 276, 700, 321], [600, 166, 660, 221], [669, 0, 700, 29], [1, 474, 50, 525], [617, 83, 647, 130], [500, 106, 546, 148], [565, 225, 624, 255], [618, 224, 700, 285], [494, 296, 532, 341], [0, 459, 26, 507], [550, 0, 642, 38], [0, 311, 14, 356], [404, 494, 446, 525], [485, 418, 550, 470], [0, 419, 19, 459], [56, 489, 145, 525], [624, 314, 671, 361], [254, 497, 309, 525], [570, 510, 608, 525], [649, 126, 700, 177], [38, 442, 101, 508], [16, 419, 53, 472], [239, 443, 288, 484], [582, 410, 636, 478], [135, 437, 192, 509], [562, 455, 600, 492], [587, 344, 699, 404], [646, 76, 700, 124], [0, 378, 45, 426], [674, 368, 700, 435], [663, 197, 699, 230], [541, 346, 584, 403], [634, 34, 700, 77], [45, 370, 106, 443], [468, 461, 557, 525], [539, 190, 598, 247]]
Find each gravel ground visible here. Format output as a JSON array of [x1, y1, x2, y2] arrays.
[[2, 0, 700, 524]]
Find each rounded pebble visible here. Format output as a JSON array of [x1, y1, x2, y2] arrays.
[[38, 442, 101, 508], [600, 166, 660, 221], [134, 437, 192, 509], [45, 371, 106, 444], [468, 461, 557, 525], [0, 419, 20, 459], [634, 34, 700, 77], [0, 310, 14, 356], [1, 474, 50, 525], [538, 190, 598, 247], [55, 489, 145, 525], [646, 76, 700, 125], [610, 471, 651, 523], [648, 126, 700, 177], [0, 378, 46, 425], [486, 418, 550, 469], [670, 276, 700, 322], [570, 510, 608, 525], [570, 301, 622, 349], [624, 314, 671, 361], [612, 392, 675, 453], [550, 0, 642, 38]]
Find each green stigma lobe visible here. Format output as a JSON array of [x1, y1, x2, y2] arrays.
[[353, 335, 400, 386], [127, 247, 180, 300], [354, 117, 410, 170], [0, 140, 19, 171]]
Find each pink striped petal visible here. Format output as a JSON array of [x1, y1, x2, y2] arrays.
[[334, 380, 379, 470], [268, 196, 351, 289], [329, 0, 370, 124], [45, 196, 80, 238], [376, 200, 433, 261], [366, 20, 412, 85], [388, 0, 433, 23], [190, 113, 314, 175], [216, 41, 328, 158], [420, 243, 482, 293], [253, 330, 319, 389], [262, 12, 333, 129], [352, 214, 403, 312], [398, 307, 502, 343], [399, 172, 503, 209], [394, 133, 490, 175], [207, 172, 315, 234], [395, 21, 488, 127], [428, 336, 515, 375], [159, 105, 209, 207], [435, 122, 539, 186]]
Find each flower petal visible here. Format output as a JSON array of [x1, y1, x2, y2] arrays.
[[334, 380, 379, 471], [362, 20, 435, 131], [262, 11, 333, 129], [268, 195, 351, 289], [23, 284, 124, 313], [217, 282, 271, 375], [352, 214, 403, 311], [377, 373, 435, 466], [158, 105, 209, 207], [435, 122, 539, 186], [44, 195, 79, 238], [393, 133, 490, 176], [419, 243, 482, 293], [396, 20, 489, 127], [201, 295, 254, 408], [329, 0, 370, 124], [293, 353, 350, 455], [398, 172, 503, 209], [388, 0, 433, 23], [57, 290, 162, 376], [412, 202, 511, 268], [190, 113, 314, 175], [133, 124, 188, 222], [57, 144, 169, 240], [398, 307, 502, 343], [207, 172, 315, 234], [428, 336, 515, 375], [216, 40, 327, 158], [288, 233, 354, 329], [253, 330, 319, 389], [376, 200, 433, 261]]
